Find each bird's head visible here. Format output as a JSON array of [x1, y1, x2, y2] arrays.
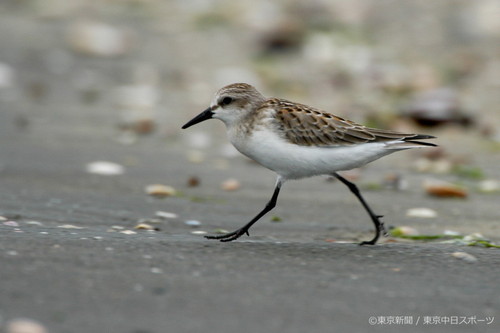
[[182, 83, 265, 129]]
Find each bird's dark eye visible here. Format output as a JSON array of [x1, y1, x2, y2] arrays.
[[221, 97, 233, 106]]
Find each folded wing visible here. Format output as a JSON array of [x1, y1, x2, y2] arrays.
[[270, 99, 436, 148]]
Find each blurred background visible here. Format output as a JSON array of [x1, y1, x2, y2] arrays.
[[1, 0, 499, 141], [1, 0, 500, 225]]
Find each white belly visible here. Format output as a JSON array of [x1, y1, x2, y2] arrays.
[[230, 128, 397, 179]]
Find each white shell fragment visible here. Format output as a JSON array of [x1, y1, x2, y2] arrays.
[[478, 179, 500, 193], [463, 233, 487, 242], [6, 318, 48, 333], [120, 230, 137, 235], [406, 207, 438, 218], [86, 161, 124, 176], [134, 223, 155, 230], [3, 221, 19, 227], [145, 184, 176, 197], [26, 221, 44, 226], [220, 178, 241, 191], [451, 251, 478, 263], [443, 230, 461, 236], [58, 224, 83, 229], [155, 211, 178, 219], [185, 220, 201, 227]]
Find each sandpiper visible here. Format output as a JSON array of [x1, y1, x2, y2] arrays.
[[182, 83, 436, 245]]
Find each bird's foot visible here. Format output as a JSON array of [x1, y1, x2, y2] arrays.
[[205, 228, 250, 242], [359, 215, 386, 246]]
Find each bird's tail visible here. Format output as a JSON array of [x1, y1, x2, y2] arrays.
[[385, 134, 437, 150]]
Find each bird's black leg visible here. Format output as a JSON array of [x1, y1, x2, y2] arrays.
[[333, 172, 387, 245], [205, 177, 284, 242]]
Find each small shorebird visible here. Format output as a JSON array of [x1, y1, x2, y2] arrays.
[[182, 83, 436, 245]]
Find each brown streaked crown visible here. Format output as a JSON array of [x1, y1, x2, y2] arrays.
[[215, 83, 266, 109]]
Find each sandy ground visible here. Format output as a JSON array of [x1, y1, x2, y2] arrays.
[[1, 110, 499, 332]]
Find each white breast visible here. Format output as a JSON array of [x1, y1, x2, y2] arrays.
[[229, 126, 399, 180]]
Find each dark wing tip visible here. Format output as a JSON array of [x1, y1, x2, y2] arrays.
[[409, 134, 436, 140], [403, 134, 437, 147], [404, 140, 438, 147]]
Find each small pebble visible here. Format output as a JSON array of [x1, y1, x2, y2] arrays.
[[26, 221, 43, 226], [134, 223, 155, 230], [151, 267, 163, 274], [155, 211, 178, 219], [6, 318, 48, 333], [185, 220, 201, 227], [478, 179, 500, 193], [406, 207, 438, 218], [145, 184, 176, 198], [86, 161, 124, 176], [451, 251, 478, 263], [424, 180, 468, 198], [463, 233, 486, 242], [120, 230, 137, 235], [0, 216, 8, 221], [3, 221, 19, 227], [443, 230, 461, 236], [187, 176, 200, 187], [58, 224, 83, 229], [221, 178, 241, 191], [191, 230, 207, 235], [7, 250, 18, 256]]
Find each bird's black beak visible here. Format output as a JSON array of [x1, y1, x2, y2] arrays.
[[182, 107, 214, 129]]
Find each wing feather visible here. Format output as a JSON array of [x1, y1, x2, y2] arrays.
[[265, 98, 435, 147]]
